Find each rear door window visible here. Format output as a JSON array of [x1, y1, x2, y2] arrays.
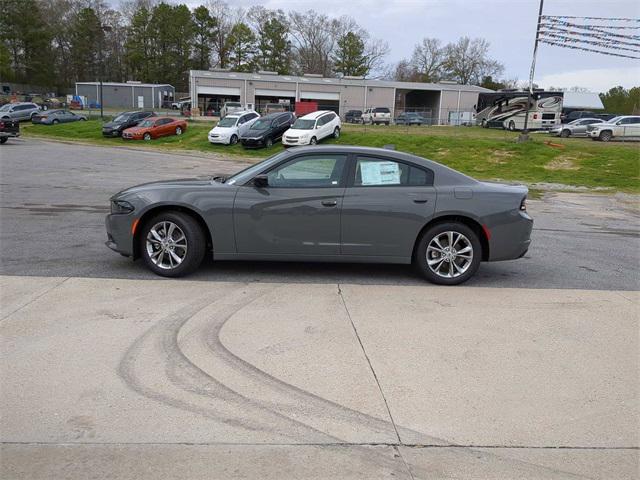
[[354, 156, 434, 187]]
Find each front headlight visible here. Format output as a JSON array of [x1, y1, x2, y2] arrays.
[[111, 199, 135, 214]]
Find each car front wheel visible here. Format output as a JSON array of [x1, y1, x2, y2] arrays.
[[560, 129, 570, 138], [175, 126, 183, 135], [229, 134, 238, 145], [309, 136, 317, 145], [143, 133, 151, 141], [140, 211, 206, 277], [414, 222, 482, 285], [599, 131, 612, 142], [265, 137, 273, 147]]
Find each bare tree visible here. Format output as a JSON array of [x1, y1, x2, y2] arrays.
[[206, 0, 243, 69], [288, 10, 338, 76], [442, 37, 503, 85], [410, 37, 444, 82]]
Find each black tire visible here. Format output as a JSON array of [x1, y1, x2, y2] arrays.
[[599, 130, 612, 142], [333, 126, 340, 138], [560, 129, 571, 138], [481, 119, 487, 128], [265, 137, 273, 147], [0, 137, 7, 144], [229, 134, 238, 145], [414, 222, 482, 286], [175, 126, 182, 135], [52, 119, 59, 125], [310, 136, 317, 145], [143, 132, 151, 141], [139, 211, 206, 278], [508, 120, 516, 131]]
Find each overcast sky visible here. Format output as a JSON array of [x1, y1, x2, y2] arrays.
[[132, 0, 640, 92]]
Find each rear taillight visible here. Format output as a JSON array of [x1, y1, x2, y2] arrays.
[[0, 122, 3, 128], [520, 197, 527, 211]]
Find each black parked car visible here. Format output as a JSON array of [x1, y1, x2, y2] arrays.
[[102, 111, 154, 137], [344, 110, 362, 123], [0, 118, 19, 144], [240, 111, 295, 148], [561, 110, 595, 123]]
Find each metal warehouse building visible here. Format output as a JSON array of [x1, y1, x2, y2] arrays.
[[75, 81, 175, 109], [189, 70, 490, 124]]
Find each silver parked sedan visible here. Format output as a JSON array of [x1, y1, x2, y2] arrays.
[[550, 118, 604, 137], [105, 146, 532, 285]]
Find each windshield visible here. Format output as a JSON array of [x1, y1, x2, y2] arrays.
[[113, 113, 132, 123], [292, 119, 315, 130], [250, 119, 270, 130], [225, 151, 291, 185], [138, 119, 155, 127], [605, 116, 622, 124], [0, 104, 12, 111], [217, 117, 237, 127]]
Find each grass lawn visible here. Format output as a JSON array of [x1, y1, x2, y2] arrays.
[[22, 119, 640, 193]]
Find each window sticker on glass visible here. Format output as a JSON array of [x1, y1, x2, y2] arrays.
[[360, 161, 400, 185]]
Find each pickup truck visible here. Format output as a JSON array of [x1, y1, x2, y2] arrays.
[[0, 118, 19, 144], [362, 107, 391, 125]]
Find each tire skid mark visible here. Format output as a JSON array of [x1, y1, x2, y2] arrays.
[[119, 285, 340, 441], [119, 284, 595, 479]]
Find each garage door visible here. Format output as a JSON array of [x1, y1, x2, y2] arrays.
[[300, 91, 340, 101], [197, 86, 241, 96], [255, 88, 296, 97]]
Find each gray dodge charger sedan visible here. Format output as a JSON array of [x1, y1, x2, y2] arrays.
[[105, 146, 532, 285]]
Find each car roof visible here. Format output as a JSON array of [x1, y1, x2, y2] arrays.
[[299, 110, 333, 120], [260, 112, 291, 120]]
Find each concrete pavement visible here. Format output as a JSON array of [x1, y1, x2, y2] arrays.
[[1, 275, 637, 479]]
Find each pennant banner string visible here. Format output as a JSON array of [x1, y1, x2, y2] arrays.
[[539, 38, 640, 59]]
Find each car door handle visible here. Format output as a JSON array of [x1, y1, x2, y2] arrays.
[[412, 198, 429, 203], [321, 199, 338, 207]]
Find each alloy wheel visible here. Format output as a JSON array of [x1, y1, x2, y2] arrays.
[[176, 127, 182, 135], [146, 221, 188, 270], [426, 231, 474, 279]]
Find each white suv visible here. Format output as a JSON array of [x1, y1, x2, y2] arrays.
[[587, 115, 640, 142], [282, 111, 341, 146], [361, 107, 391, 125], [208, 111, 260, 145]]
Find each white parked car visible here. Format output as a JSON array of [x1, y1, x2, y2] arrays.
[[587, 115, 640, 142], [282, 111, 341, 147], [361, 107, 391, 125], [208, 110, 260, 145]]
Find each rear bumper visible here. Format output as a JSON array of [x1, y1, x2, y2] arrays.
[[105, 213, 135, 257], [487, 211, 533, 262]]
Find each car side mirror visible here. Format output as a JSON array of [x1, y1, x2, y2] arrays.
[[253, 174, 268, 188]]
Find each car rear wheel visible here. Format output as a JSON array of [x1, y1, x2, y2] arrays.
[[560, 129, 571, 138], [229, 134, 238, 145], [414, 222, 481, 285], [140, 211, 206, 277], [175, 126, 183, 135], [333, 127, 340, 138], [143, 133, 151, 141], [508, 120, 516, 131], [310, 136, 317, 145], [599, 130, 612, 142], [0, 137, 7, 144]]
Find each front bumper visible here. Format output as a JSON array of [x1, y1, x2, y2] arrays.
[[209, 135, 230, 144], [105, 213, 135, 257], [102, 128, 121, 137], [241, 137, 265, 148], [282, 136, 310, 146]]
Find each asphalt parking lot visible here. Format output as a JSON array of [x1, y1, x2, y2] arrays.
[[1, 139, 639, 479]]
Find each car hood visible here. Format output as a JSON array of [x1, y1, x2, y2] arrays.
[[285, 128, 313, 135], [103, 121, 126, 129], [123, 126, 148, 133], [245, 129, 269, 137], [112, 176, 230, 199], [209, 126, 235, 134]]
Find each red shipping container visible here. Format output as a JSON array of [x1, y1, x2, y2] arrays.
[[295, 100, 318, 117]]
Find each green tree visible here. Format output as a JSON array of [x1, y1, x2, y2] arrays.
[[70, 7, 104, 81], [192, 5, 218, 71], [124, 6, 154, 82], [332, 31, 368, 77], [0, 0, 53, 85], [249, 7, 291, 74], [227, 22, 256, 72], [600, 86, 640, 115]]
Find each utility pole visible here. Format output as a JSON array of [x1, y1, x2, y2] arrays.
[[519, 0, 545, 142]]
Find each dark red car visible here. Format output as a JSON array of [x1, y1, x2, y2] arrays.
[[122, 117, 187, 141]]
